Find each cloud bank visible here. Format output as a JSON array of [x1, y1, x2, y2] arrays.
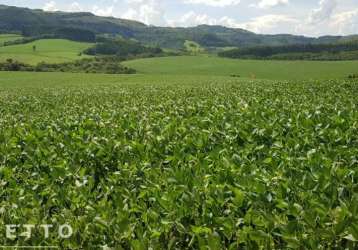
[[39, 0, 358, 36]]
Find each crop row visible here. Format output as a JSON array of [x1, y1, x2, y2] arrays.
[[0, 79, 357, 249]]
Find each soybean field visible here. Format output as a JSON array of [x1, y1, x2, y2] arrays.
[[0, 72, 357, 248]]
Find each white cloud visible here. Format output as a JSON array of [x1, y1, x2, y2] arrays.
[[253, 0, 289, 9], [169, 11, 215, 26], [92, 5, 114, 16], [168, 11, 243, 28], [332, 9, 358, 35], [122, 0, 165, 25], [309, 0, 337, 24], [43, 1, 58, 11], [182, 0, 241, 7], [153, 0, 358, 36], [241, 14, 298, 33], [169, 11, 298, 34], [68, 2, 83, 12], [126, 0, 146, 3], [296, 0, 358, 36], [38, 0, 358, 37]]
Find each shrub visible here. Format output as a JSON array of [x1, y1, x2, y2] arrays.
[[0, 57, 136, 74], [0, 59, 33, 71]]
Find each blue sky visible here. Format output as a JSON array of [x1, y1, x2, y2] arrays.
[[1, 0, 358, 36]]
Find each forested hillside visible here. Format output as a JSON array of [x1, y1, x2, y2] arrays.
[[219, 41, 358, 60], [0, 4, 355, 49]]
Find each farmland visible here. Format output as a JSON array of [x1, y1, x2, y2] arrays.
[[0, 35, 357, 80], [0, 34, 22, 46], [124, 55, 358, 80], [0, 71, 357, 248], [1, 2, 358, 248], [0, 39, 93, 65]]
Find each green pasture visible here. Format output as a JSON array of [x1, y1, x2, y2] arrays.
[[124, 55, 358, 80], [0, 33, 22, 46], [0, 39, 93, 64]]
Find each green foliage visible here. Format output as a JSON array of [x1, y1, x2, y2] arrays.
[[84, 38, 163, 57], [0, 72, 357, 248], [36, 57, 136, 74], [219, 42, 358, 60], [2, 28, 95, 46], [0, 58, 31, 71], [195, 32, 228, 47], [184, 40, 205, 54], [0, 57, 136, 74], [268, 51, 358, 61], [54, 27, 96, 42]]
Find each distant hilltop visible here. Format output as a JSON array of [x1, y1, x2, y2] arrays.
[[0, 4, 357, 49]]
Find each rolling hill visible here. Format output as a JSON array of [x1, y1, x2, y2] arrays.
[[0, 39, 93, 64], [0, 4, 356, 49], [0, 33, 22, 46]]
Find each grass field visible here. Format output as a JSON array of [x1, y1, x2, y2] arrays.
[[124, 55, 358, 80], [0, 71, 357, 248], [0, 39, 93, 64], [0, 34, 22, 46]]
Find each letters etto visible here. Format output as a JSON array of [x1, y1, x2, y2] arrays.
[[5, 224, 73, 239]]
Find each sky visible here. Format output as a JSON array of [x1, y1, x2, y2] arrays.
[[1, 0, 358, 37]]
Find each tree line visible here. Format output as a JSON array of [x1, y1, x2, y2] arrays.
[[84, 36, 163, 58], [0, 57, 136, 74], [219, 41, 358, 60]]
